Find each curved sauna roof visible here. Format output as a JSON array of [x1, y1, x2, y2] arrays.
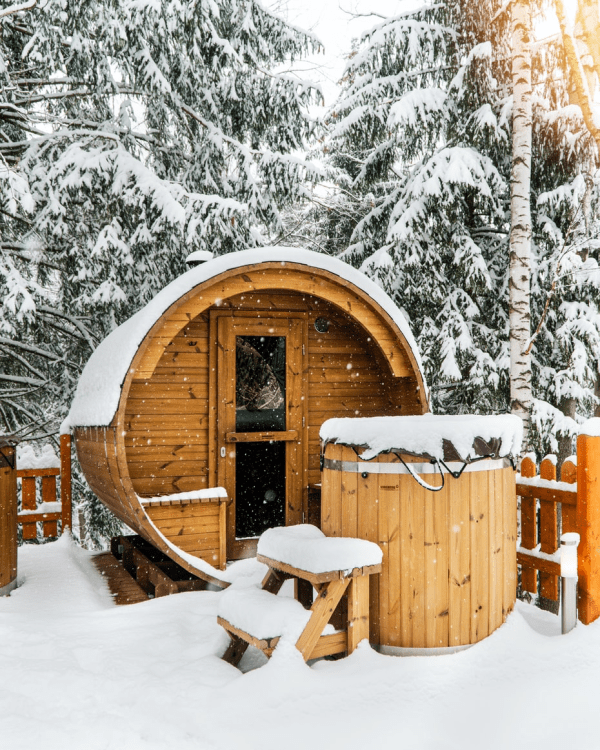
[[66, 247, 429, 584], [63, 247, 427, 430]]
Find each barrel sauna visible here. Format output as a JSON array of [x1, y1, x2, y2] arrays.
[[65, 248, 429, 581], [320, 415, 521, 653], [0, 439, 18, 596]]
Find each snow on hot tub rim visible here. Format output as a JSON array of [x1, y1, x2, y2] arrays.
[[320, 413, 523, 462], [61, 246, 427, 433]]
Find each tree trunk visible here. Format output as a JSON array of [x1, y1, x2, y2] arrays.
[[555, 0, 600, 151], [510, 0, 533, 448]]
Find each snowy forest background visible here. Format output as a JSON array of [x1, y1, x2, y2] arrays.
[[1, 0, 600, 545]]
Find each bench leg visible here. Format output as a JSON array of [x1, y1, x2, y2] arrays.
[[295, 578, 349, 661], [347, 575, 370, 653], [222, 635, 250, 666]]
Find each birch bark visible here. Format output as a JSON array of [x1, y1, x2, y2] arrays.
[[509, 0, 533, 446]]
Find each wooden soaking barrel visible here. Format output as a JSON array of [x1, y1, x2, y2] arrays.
[[320, 415, 520, 653], [0, 438, 18, 596]]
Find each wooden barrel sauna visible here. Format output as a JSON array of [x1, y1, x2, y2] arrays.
[[65, 248, 429, 580], [320, 415, 521, 653], [0, 438, 18, 596]]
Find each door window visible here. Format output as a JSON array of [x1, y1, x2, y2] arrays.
[[235, 336, 286, 432]]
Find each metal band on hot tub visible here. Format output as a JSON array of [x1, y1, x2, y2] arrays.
[[322, 456, 510, 475]]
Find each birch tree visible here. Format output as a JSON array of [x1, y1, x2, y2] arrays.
[[318, 0, 600, 459], [509, 0, 533, 444]]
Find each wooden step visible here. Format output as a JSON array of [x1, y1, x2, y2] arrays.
[[92, 552, 149, 605]]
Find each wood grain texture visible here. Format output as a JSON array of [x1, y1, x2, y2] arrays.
[[539, 457, 559, 600], [0, 446, 17, 590], [76, 264, 428, 573], [321, 443, 515, 649], [519, 456, 537, 594]]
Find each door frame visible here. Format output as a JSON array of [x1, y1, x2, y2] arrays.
[[208, 310, 308, 560]]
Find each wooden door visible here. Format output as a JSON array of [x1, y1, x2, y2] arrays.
[[214, 314, 306, 560]]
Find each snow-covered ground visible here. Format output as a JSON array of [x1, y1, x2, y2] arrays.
[[1, 537, 597, 750]]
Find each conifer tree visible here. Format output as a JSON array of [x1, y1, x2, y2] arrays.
[[0, 0, 320, 544], [322, 0, 600, 457]]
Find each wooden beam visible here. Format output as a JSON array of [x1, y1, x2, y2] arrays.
[[295, 578, 349, 660], [517, 551, 561, 577], [256, 554, 382, 586], [516, 483, 577, 506]]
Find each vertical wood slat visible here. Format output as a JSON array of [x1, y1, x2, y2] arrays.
[[0, 444, 18, 591], [218, 500, 227, 570], [448, 471, 471, 647], [41, 475, 58, 538], [425, 469, 448, 648], [20, 476, 37, 540], [347, 574, 370, 652], [503, 467, 518, 619], [409, 478, 426, 648], [520, 456, 537, 593], [60, 434, 72, 531], [488, 469, 504, 637], [357, 460, 380, 645], [398, 466, 412, 646], [286, 319, 305, 525], [561, 458, 578, 533], [340, 445, 358, 538], [381, 455, 400, 646], [539, 456, 558, 600], [576, 433, 600, 624], [470, 471, 490, 643], [377, 455, 391, 646]]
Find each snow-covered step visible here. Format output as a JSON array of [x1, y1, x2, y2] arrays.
[[218, 587, 311, 646]]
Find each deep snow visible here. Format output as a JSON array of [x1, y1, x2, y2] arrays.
[[1, 537, 598, 750]]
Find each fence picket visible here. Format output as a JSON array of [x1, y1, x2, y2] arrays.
[[539, 456, 558, 600], [561, 458, 577, 533], [520, 456, 537, 593]]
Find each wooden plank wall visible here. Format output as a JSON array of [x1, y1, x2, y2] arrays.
[[122, 290, 423, 499], [144, 501, 223, 568], [321, 444, 516, 649]]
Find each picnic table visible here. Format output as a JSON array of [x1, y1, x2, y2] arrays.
[[218, 525, 382, 666]]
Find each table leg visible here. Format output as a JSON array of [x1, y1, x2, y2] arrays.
[[347, 575, 370, 653]]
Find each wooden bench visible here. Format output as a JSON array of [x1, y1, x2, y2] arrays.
[[218, 525, 382, 666]]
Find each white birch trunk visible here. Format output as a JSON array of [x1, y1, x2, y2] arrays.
[[509, 0, 533, 446]]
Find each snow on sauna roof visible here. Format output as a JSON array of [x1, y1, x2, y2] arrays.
[[62, 247, 426, 432], [320, 414, 523, 462]]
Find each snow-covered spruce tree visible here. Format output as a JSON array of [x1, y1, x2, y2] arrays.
[[0, 0, 320, 544], [322, 0, 600, 457]]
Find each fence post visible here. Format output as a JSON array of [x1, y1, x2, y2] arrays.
[[60, 433, 72, 532], [0, 438, 18, 595], [576, 420, 600, 624]]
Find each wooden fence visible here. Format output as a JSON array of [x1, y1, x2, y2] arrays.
[[516, 431, 600, 625], [16, 434, 72, 541]]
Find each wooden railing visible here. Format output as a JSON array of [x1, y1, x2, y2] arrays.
[[516, 430, 600, 625], [17, 434, 72, 541]]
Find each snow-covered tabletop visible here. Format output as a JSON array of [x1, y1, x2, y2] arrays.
[[320, 413, 523, 462], [257, 524, 382, 575]]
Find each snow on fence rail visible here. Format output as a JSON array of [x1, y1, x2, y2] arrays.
[[16, 435, 72, 540], [516, 425, 600, 624]]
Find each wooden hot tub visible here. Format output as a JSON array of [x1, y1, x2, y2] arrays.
[[320, 415, 521, 653]]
